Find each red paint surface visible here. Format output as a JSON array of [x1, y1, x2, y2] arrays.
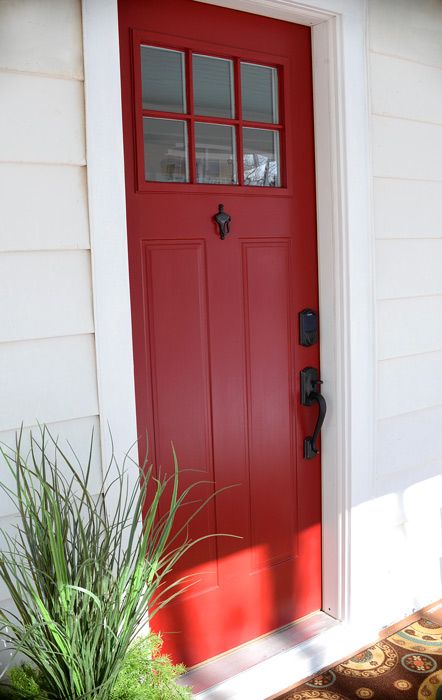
[[119, 0, 322, 667]]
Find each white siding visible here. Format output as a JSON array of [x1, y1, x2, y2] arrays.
[[378, 296, 442, 359], [0, 415, 103, 518], [372, 116, 442, 181], [377, 406, 442, 476], [369, 0, 442, 68], [0, 334, 98, 437], [368, 0, 442, 627], [0, 72, 85, 164], [370, 53, 442, 124], [376, 239, 442, 299], [0, 0, 99, 438], [0, 251, 94, 342], [0, 164, 90, 251], [378, 351, 442, 419], [0, 0, 83, 79], [0, 0, 101, 639], [373, 178, 442, 239]]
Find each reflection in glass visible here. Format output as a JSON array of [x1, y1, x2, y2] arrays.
[[143, 118, 189, 182], [193, 54, 235, 118], [241, 63, 278, 124], [243, 128, 280, 187], [141, 45, 186, 113], [195, 123, 237, 184]]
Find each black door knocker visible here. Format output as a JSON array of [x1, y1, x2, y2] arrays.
[[214, 204, 231, 240]]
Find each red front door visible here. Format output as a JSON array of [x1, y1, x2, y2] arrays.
[[119, 0, 322, 667]]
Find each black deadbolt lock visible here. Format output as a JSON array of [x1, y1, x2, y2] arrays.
[[299, 308, 318, 346]]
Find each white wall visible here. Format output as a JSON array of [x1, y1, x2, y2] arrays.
[[354, 0, 442, 627], [0, 0, 102, 624]]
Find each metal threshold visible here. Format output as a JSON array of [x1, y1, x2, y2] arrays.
[[180, 610, 340, 699]]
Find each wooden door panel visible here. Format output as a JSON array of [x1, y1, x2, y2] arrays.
[[242, 241, 297, 568], [141, 240, 219, 585], [142, 240, 212, 471]]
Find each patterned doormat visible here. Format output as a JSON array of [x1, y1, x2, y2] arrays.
[[275, 617, 442, 699]]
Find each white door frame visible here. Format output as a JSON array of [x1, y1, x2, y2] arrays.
[[82, 0, 375, 628]]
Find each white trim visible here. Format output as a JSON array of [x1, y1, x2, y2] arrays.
[[311, 14, 350, 621], [82, 0, 138, 474], [82, 0, 374, 660], [197, 0, 335, 24]]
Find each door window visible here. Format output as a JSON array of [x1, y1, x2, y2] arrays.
[[193, 54, 235, 119], [140, 45, 186, 113], [140, 44, 283, 187], [142, 117, 189, 183], [241, 62, 278, 123], [194, 122, 237, 184]]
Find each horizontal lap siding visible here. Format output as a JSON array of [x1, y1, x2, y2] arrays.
[[378, 296, 442, 359], [376, 239, 442, 299], [0, 164, 90, 251], [0, 0, 83, 78], [370, 0, 442, 626], [0, 250, 94, 341], [0, 0, 101, 590], [0, 72, 85, 164], [378, 351, 442, 419], [369, 0, 442, 69], [0, 415, 103, 518], [0, 335, 99, 431], [373, 178, 442, 239], [372, 116, 442, 180], [371, 53, 442, 124]]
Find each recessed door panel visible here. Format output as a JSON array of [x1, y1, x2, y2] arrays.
[[242, 241, 297, 569], [142, 241, 218, 586]]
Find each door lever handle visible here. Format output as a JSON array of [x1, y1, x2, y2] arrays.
[[300, 367, 327, 460]]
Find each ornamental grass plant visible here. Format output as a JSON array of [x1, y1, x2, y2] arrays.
[[0, 429, 220, 699]]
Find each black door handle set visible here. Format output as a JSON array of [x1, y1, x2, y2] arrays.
[[300, 367, 327, 460]]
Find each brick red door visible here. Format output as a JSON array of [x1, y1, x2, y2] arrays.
[[119, 0, 322, 667]]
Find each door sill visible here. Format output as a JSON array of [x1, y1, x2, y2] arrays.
[[180, 610, 339, 698], [184, 599, 442, 698]]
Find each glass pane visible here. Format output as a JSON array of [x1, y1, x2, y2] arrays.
[[241, 63, 278, 123], [193, 54, 234, 118], [143, 118, 189, 182], [243, 128, 280, 187], [195, 123, 237, 184], [141, 45, 186, 113]]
